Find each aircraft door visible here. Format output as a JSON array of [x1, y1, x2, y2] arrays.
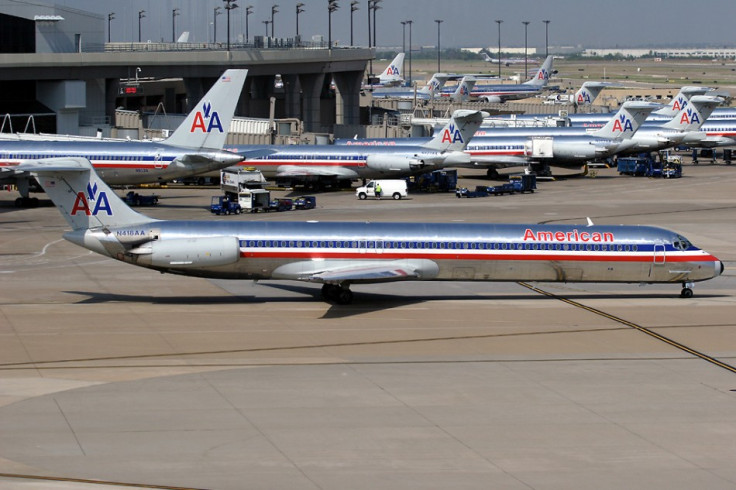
[[653, 243, 666, 265], [154, 152, 163, 169]]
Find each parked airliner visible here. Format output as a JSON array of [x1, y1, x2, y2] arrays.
[[438, 56, 554, 103], [19, 158, 723, 304], [226, 110, 487, 187], [0, 69, 268, 207]]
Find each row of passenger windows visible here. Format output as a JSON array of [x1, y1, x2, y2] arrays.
[[8, 154, 169, 161], [241, 240, 641, 252], [265, 154, 366, 161], [468, 145, 524, 151]]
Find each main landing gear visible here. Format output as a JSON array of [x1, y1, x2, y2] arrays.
[[680, 281, 695, 298], [321, 284, 353, 305]]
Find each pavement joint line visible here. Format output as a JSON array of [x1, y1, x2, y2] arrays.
[[517, 281, 736, 374]]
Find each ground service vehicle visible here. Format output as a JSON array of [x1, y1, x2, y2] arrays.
[[210, 196, 241, 215], [356, 180, 408, 200]]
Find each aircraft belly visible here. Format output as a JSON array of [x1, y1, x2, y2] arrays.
[[434, 259, 660, 283]]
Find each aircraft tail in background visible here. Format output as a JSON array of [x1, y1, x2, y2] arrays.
[[378, 52, 405, 86], [662, 95, 723, 131], [522, 55, 554, 87], [164, 69, 248, 151], [422, 110, 487, 152], [591, 101, 659, 140]]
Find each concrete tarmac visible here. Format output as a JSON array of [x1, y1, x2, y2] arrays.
[[0, 163, 735, 489]]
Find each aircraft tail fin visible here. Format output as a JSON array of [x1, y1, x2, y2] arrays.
[[164, 69, 248, 151], [422, 110, 487, 152], [662, 95, 723, 131], [450, 76, 476, 103], [418, 73, 450, 98], [523, 55, 553, 87], [653, 85, 714, 117], [378, 53, 405, 85], [591, 101, 659, 140], [17, 158, 155, 231], [573, 81, 613, 107]]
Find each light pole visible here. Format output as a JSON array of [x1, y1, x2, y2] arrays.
[[495, 19, 502, 78], [224, 0, 239, 50], [434, 19, 443, 73], [107, 12, 114, 43], [401, 21, 406, 76], [372, 0, 381, 49], [328, 0, 339, 49], [271, 4, 278, 37], [138, 10, 145, 42], [213, 7, 221, 43], [245, 5, 253, 44], [367, 0, 372, 76], [263, 20, 270, 37], [172, 8, 179, 43], [350, 1, 359, 46], [405, 19, 412, 86], [296, 3, 304, 40], [543, 19, 551, 57], [522, 21, 530, 80]]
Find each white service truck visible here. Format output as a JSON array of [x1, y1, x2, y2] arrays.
[[355, 180, 408, 200]]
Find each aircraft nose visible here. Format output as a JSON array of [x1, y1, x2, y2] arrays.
[[719, 260, 725, 276]]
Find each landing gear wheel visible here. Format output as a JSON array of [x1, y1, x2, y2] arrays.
[[321, 284, 353, 304], [335, 288, 353, 305], [680, 281, 695, 298], [321, 284, 338, 300]]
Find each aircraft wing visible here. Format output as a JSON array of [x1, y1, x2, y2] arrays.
[[275, 165, 360, 179], [273, 259, 440, 284]]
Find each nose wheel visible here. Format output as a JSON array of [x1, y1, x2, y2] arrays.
[[321, 284, 354, 305], [680, 281, 695, 298]]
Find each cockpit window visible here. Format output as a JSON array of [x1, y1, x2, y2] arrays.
[[673, 235, 692, 250]]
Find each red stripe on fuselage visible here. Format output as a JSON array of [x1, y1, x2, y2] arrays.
[[238, 250, 718, 263]]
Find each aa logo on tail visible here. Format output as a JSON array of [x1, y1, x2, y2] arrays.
[[537, 69, 549, 80], [71, 182, 113, 216], [612, 114, 634, 132], [386, 65, 400, 76], [441, 123, 464, 144], [679, 107, 701, 125], [672, 97, 688, 112], [577, 90, 592, 104], [190, 101, 224, 133]]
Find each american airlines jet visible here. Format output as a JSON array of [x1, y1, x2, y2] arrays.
[[0, 69, 268, 207], [19, 157, 723, 304]]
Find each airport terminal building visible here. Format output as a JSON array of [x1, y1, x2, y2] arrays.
[[0, 0, 372, 137]]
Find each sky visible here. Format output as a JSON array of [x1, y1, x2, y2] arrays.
[[55, 0, 736, 50]]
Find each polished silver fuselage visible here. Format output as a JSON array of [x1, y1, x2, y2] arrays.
[[85, 221, 722, 285]]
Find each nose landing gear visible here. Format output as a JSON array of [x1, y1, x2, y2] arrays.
[[680, 281, 695, 298]]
